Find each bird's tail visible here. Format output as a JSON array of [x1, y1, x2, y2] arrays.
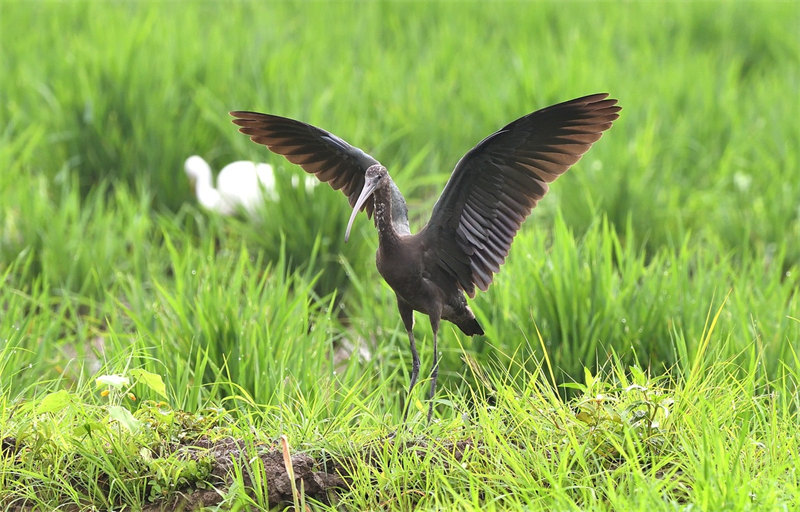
[[447, 302, 485, 336], [457, 316, 484, 336]]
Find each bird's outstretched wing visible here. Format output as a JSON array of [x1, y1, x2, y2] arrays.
[[422, 93, 621, 297], [231, 111, 404, 222]]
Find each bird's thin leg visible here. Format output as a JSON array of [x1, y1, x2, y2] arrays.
[[427, 315, 441, 424], [398, 301, 419, 425]]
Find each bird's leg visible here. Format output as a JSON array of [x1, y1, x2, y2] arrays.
[[427, 315, 441, 424], [398, 300, 419, 425]]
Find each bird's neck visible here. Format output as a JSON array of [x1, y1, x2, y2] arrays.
[[190, 172, 211, 196], [196, 184, 224, 212], [373, 185, 401, 248]]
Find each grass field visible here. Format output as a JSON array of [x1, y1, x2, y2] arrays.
[[2, 0, 799, 510]]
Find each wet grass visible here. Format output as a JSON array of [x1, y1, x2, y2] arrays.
[[2, 0, 799, 510]]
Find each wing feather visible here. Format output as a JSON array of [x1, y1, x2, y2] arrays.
[[231, 111, 403, 221], [422, 93, 620, 297]]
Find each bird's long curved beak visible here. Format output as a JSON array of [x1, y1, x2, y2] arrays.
[[344, 179, 378, 243]]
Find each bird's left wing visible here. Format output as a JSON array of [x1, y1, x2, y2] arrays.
[[421, 94, 620, 297], [231, 111, 384, 218]]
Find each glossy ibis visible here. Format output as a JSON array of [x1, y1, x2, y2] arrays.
[[231, 93, 620, 423]]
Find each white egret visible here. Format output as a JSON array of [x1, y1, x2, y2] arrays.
[[184, 155, 276, 215]]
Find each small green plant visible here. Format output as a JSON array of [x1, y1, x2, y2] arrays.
[[567, 366, 674, 459], [1, 369, 226, 509]]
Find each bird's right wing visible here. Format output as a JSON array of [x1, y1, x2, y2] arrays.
[[231, 111, 387, 218], [421, 94, 620, 297]]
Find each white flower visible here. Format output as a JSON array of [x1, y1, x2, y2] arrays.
[[96, 374, 130, 390]]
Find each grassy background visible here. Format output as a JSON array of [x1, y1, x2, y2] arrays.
[[1, 0, 799, 510]]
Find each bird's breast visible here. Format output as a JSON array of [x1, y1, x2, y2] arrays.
[[376, 246, 418, 292], [376, 239, 442, 314]]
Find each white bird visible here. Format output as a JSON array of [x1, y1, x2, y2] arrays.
[[184, 155, 276, 215]]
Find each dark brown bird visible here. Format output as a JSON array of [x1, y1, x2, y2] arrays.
[[231, 93, 620, 423]]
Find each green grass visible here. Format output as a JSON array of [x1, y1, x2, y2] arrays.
[[2, 0, 799, 510]]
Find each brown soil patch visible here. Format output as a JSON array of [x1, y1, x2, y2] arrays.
[[143, 436, 477, 510]]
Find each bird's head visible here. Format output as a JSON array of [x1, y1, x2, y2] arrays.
[[184, 155, 213, 192], [345, 164, 388, 242]]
